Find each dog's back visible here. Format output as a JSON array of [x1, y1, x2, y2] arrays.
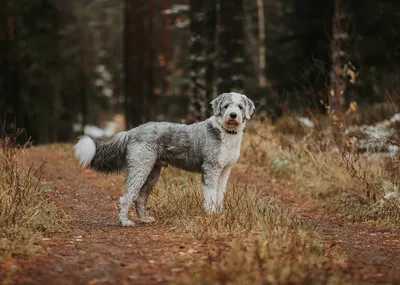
[[73, 119, 221, 174]]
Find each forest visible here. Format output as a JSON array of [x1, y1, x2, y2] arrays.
[[2, 1, 400, 284], [1, 0, 399, 143]]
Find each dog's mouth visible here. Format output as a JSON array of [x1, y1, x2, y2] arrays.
[[226, 119, 239, 126]]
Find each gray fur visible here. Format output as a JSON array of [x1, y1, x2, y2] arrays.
[[89, 132, 130, 173], [73, 92, 255, 226]]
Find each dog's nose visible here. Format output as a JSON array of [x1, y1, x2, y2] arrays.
[[229, 112, 237, 119]]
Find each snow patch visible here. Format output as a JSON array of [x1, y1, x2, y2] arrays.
[[345, 113, 400, 154], [384, 192, 400, 200], [297, 117, 314, 128], [73, 122, 117, 138], [162, 4, 189, 15]]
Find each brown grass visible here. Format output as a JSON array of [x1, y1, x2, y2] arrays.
[[147, 166, 353, 284], [0, 135, 63, 259], [242, 118, 400, 226]]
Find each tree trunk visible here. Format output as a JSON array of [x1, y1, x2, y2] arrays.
[[188, 0, 207, 121], [146, 0, 156, 121], [256, 0, 267, 87], [162, 0, 171, 96], [329, 0, 353, 144], [131, 1, 145, 127], [123, 0, 146, 129], [217, 0, 231, 93], [204, 0, 217, 117], [330, 0, 351, 113], [243, 0, 259, 80], [80, 25, 88, 134], [2, 3, 22, 140], [218, 0, 245, 94], [123, 0, 132, 130]]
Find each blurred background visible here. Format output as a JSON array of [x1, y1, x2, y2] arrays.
[[0, 0, 399, 144]]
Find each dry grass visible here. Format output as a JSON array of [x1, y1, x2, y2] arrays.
[[346, 102, 397, 126], [242, 118, 400, 225], [147, 167, 353, 284], [150, 168, 307, 237], [0, 135, 62, 259]]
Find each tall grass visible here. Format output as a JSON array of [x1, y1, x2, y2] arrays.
[[0, 134, 62, 259], [147, 168, 351, 284], [242, 117, 400, 225]]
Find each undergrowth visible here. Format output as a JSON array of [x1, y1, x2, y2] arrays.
[[242, 117, 400, 226], [148, 167, 352, 284], [0, 134, 62, 259]]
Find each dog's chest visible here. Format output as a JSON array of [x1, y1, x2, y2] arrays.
[[218, 134, 242, 167]]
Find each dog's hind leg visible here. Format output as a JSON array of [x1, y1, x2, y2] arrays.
[[118, 148, 157, 226], [135, 165, 161, 223]]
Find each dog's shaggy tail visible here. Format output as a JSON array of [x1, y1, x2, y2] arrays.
[[73, 131, 130, 173]]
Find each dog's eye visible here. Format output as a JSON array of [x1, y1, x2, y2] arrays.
[[238, 105, 243, 110], [223, 104, 229, 109]]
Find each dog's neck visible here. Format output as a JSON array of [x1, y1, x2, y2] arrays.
[[223, 128, 238, 135]]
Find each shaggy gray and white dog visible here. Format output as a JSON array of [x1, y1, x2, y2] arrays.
[[73, 92, 255, 226]]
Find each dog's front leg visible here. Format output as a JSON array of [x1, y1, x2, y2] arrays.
[[202, 167, 222, 214], [216, 167, 232, 210]]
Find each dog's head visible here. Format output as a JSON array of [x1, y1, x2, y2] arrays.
[[210, 92, 255, 132]]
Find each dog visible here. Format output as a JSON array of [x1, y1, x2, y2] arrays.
[[73, 92, 255, 226]]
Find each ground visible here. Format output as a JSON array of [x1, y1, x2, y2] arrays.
[[1, 146, 400, 284]]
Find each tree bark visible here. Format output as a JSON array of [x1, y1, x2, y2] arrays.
[[80, 25, 88, 134], [2, 2, 22, 140], [147, 0, 156, 121], [204, 0, 217, 117], [162, 0, 171, 96], [330, 0, 351, 113], [131, 1, 145, 127], [188, 0, 207, 121], [123, 0, 133, 130], [218, 0, 245, 94], [256, 0, 267, 87]]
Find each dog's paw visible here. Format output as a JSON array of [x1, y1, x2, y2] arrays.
[[119, 219, 135, 227], [140, 216, 156, 224]]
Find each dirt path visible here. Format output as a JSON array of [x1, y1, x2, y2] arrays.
[[1, 148, 220, 285], [1, 148, 400, 284]]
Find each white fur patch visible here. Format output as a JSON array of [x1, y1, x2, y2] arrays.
[[230, 92, 244, 104], [73, 136, 96, 167], [218, 131, 243, 167], [210, 116, 243, 167]]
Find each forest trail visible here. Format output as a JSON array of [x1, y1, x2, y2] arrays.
[[1, 146, 400, 284]]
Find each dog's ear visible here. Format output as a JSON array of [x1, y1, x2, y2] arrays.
[[210, 93, 226, 116], [242, 95, 255, 120]]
